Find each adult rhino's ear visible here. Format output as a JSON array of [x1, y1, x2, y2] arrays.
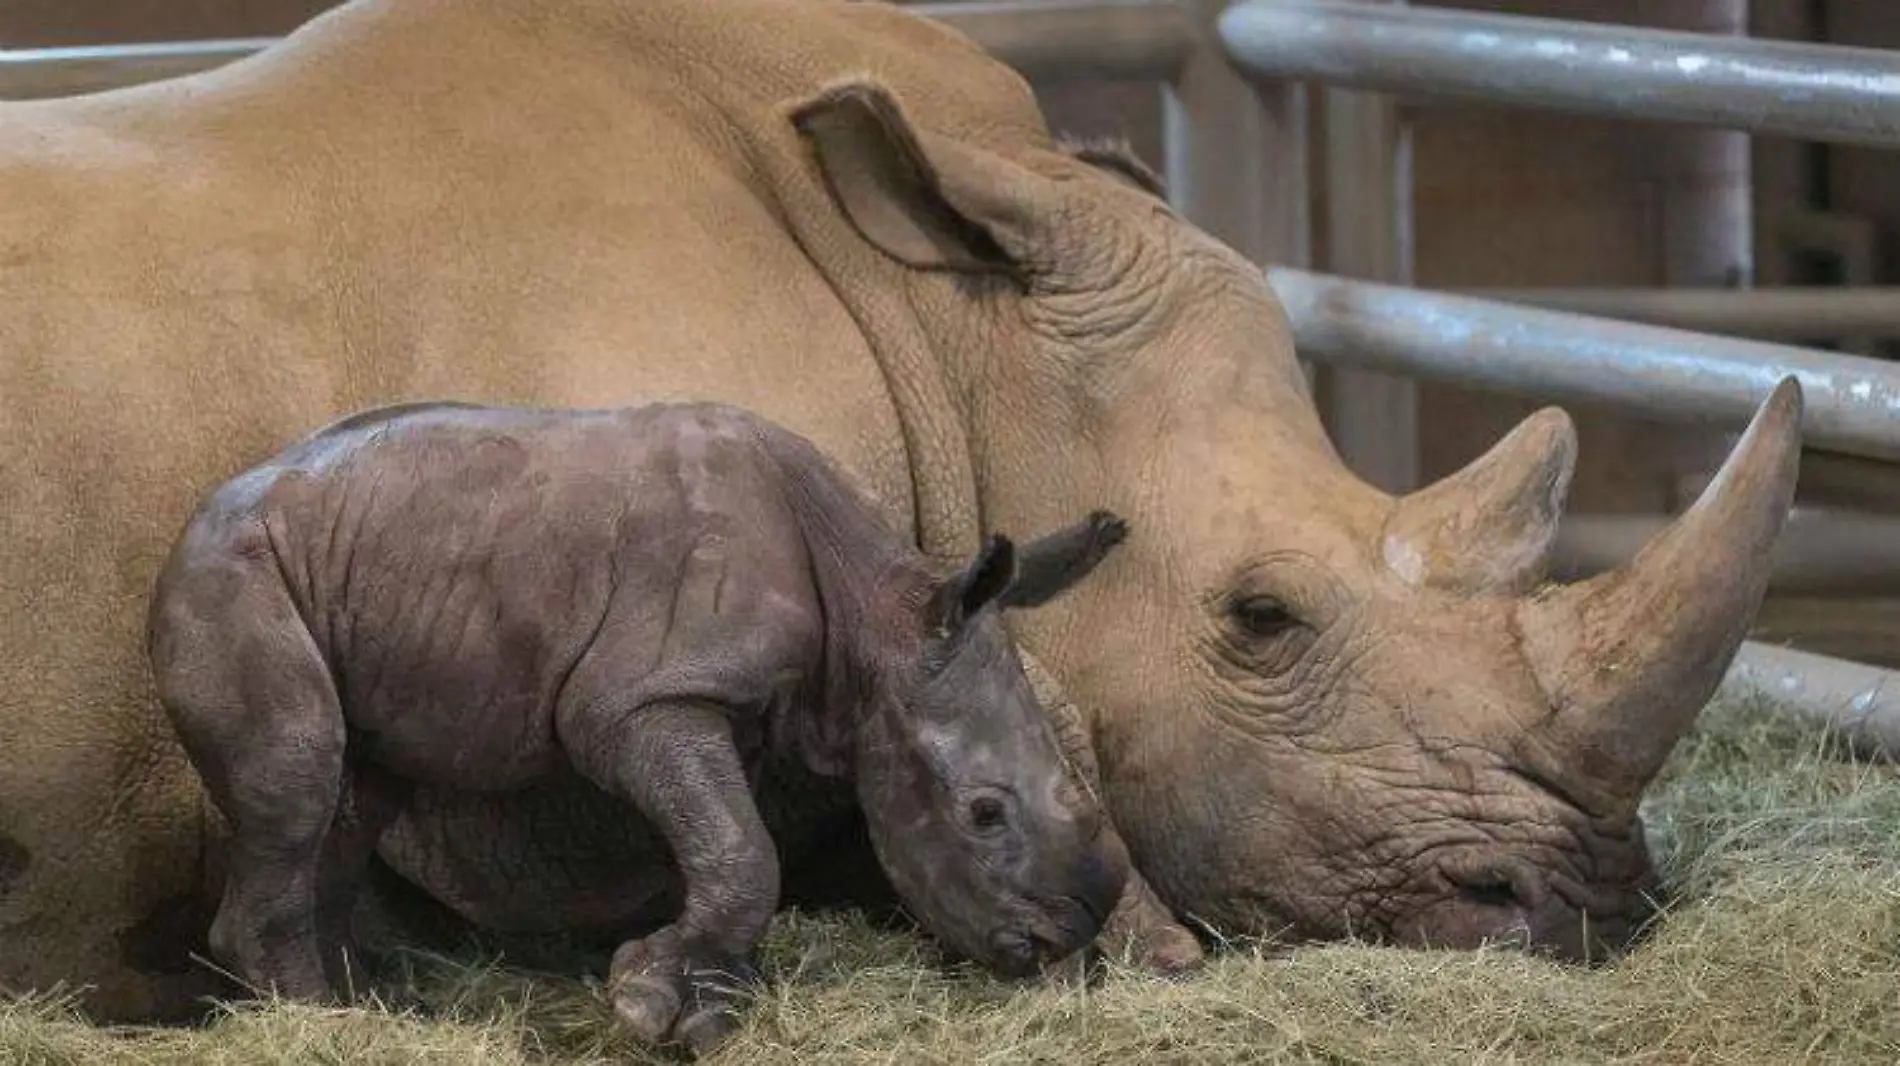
[[1001, 510, 1129, 609], [927, 534, 1018, 637], [790, 79, 1053, 275]]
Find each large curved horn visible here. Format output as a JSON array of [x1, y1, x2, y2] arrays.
[[1516, 378, 1803, 807], [1383, 407, 1577, 594]]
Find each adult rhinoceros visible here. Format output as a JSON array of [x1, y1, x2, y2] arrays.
[[0, 0, 1798, 1022]]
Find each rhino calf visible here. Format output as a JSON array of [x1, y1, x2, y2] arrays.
[[147, 399, 1131, 1053]]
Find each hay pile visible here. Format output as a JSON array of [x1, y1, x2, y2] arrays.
[[7, 696, 1899, 1065]]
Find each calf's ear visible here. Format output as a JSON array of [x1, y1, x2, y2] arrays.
[[927, 534, 1018, 637], [790, 79, 1057, 275], [1001, 511, 1129, 609]]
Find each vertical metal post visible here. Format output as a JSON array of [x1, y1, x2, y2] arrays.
[[1659, 0, 1756, 290], [1164, 0, 1311, 279], [1660, 0, 1757, 511], [1314, 0, 1417, 492]]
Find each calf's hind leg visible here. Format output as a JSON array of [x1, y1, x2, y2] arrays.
[[149, 544, 345, 1002], [316, 759, 413, 998], [562, 699, 779, 1057]]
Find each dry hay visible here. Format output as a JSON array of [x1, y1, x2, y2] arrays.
[[6, 695, 1899, 1065]]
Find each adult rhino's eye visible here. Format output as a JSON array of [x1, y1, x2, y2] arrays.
[[1229, 595, 1296, 639]]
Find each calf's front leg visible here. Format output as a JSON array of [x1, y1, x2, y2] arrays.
[[563, 699, 779, 1057]]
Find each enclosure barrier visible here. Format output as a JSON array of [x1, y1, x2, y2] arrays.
[[1470, 287, 1900, 343], [1268, 268, 1900, 464], [1555, 510, 1900, 598], [1219, 0, 1900, 149], [920, 0, 1195, 82], [0, 38, 273, 100], [10, 0, 1900, 736], [1726, 642, 1900, 761]]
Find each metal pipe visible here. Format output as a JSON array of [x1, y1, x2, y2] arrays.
[[1554, 509, 1900, 597], [1266, 267, 1900, 463], [1219, 0, 1900, 150], [0, 0, 1196, 100], [1722, 641, 1900, 760], [0, 38, 275, 100], [1164, 0, 1312, 277], [916, 0, 1197, 84], [1464, 286, 1900, 341]]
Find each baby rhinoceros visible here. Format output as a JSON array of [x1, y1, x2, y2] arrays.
[[148, 400, 1132, 1054]]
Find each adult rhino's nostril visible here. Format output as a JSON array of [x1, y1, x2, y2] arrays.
[[1451, 869, 1529, 910]]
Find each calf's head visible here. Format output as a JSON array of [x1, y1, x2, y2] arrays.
[[793, 78, 1804, 960], [853, 512, 1132, 977]]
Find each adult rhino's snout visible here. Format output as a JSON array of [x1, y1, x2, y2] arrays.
[[1392, 856, 1646, 962]]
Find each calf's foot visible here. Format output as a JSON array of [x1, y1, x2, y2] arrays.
[[206, 861, 335, 1003], [563, 700, 780, 1057], [609, 926, 764, 1056]]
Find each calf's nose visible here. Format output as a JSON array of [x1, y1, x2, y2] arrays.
[[1069, 832, 1130, 935]]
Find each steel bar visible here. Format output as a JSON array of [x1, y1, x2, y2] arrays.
[[1165, 0, 1311, 274], [1315, 0, 1419, 494], [1722, 641, 1900, 760], [1219, 0, 1900, 150], [1266, 267, 1900, 463], [1466, 286, 1900, 341], [1554, 509, 1900, 598], [0, 39, 275, 100], [916, 0, 1197, 83], [0, 0, 1195, 100]]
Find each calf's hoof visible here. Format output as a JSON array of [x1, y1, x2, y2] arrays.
[[208, 914, 337, 1004], [608, 928, 762, 1057]]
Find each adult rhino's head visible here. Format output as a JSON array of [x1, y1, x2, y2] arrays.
[[788, 78, 1801, 960], [852, 513, 1132, 977]]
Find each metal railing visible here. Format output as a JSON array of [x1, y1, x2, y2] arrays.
[[1555, 509, 1900, 598], [1724, 642, 1900, 760], [1468, 287, 1900, 342], [1268, 268, 1900, 463], [1219, 0, 1900, 149], [10, 0, 1900, 742]]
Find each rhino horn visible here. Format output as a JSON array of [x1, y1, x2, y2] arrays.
[[1515, 377, 1803, 810], [1384, 407, 1578, 594]]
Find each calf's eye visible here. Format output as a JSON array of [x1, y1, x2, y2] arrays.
[[969, 795, 1010, 834]]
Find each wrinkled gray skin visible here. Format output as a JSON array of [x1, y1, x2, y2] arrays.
[[146, 400, 1130, 1054]]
